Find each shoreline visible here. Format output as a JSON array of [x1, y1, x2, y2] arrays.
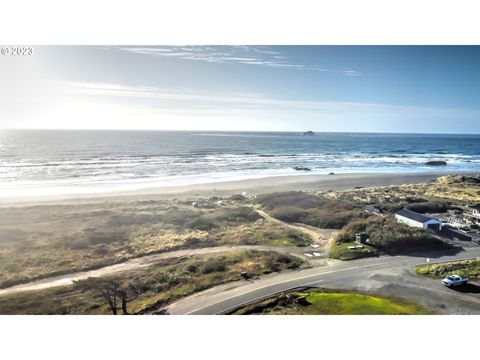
[[0, 171, 476, 207]]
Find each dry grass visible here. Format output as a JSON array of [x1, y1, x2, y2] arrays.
[[324, 175, 480, 207], [0, 199, 308, 288], [0, 250, 304, 315]]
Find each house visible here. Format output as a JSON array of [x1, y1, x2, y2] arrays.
[[464, 204, 480, 225], [469, 204, 480, 218], [394, 208, 444, 231]]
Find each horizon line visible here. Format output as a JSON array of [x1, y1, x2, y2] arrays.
[[2, 128, 480, 136]]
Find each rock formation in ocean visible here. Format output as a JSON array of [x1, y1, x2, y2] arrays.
[[425, 161, 447, 166], [293, 167, 312, 171]]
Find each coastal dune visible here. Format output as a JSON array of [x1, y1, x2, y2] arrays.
[[0, 171, 471, 206]]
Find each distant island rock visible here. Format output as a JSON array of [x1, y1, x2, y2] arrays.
[[303, 131, 314, 136], [328, 172, 336, 175], [293, 166, 312, 171], [425, 161, 447, 166]]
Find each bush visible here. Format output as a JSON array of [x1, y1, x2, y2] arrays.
[[229, 194, 247, 202], [266, 253, 299, 272], [186, 217, 217, 231], [185, 263, 199, 273], [334, 216, 451, 254], [272, 207, 363, 229], [162, 209, 196, 226], [201, 258, 227, 274], [258, 191, 361, 229], [303, 208, 364, 229], [406, 201, 450, 214], [257, 192, 325, 210], [217, 207, 261, 223], [271, 206, 307, 223]]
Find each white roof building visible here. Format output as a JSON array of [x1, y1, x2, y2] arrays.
[[395, 208, 444, 231]]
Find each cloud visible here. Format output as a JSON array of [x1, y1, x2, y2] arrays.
[[118, 45, 361, 75], [63, 81, 477, 119]]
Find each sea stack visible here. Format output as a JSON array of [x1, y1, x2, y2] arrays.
[[303, 131, 314, 136], [425, 161, 447, 166]]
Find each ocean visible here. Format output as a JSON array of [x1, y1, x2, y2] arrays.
[[1, 130, 479, 197]]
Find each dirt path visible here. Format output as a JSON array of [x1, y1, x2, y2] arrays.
[[0, 245, 308, 297], [255, 208, 338, 256], [0, 209, 337, 299]]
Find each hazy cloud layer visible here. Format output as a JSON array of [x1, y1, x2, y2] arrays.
[[65, 81, 476, 118], [119, 46, 361, 75]]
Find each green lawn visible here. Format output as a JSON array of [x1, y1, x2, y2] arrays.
[[416, 259, 480, 279], [297, 291, 427, 315], [232, 289, 429, 315], [329, 242, 379, 260]]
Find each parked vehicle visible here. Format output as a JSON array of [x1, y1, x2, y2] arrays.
[[442, 275, 469, 287]]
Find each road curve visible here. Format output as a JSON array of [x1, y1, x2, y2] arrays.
[[166, 247, 480, 315], [0, 245, 307, 297]]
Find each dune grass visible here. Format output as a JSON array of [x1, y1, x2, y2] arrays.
[[0, 250, 304, 315], [0, 200, 309, 288], [416, 259, 480, 279]]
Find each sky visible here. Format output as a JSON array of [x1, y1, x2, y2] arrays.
[[1, 45, 480, 133]]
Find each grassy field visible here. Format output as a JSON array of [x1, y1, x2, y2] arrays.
[[0, 198, 310, 288], [416, 259, 480, 279], [0, 250, 304, 315], [329, 242, 379, 260], [231, 289, 429, 315]]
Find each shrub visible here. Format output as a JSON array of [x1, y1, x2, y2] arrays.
[[271, 206, 307, 223], [162, 209, 197, 226], [406, 201, 450, 214], [257, 192, 325, 210], [217, 207, 261, 223], [201, 258, 227, 274], [186, 217, 217, 231], [334, 216, 451, 254], [259, 191, 361, 229], [229, 194, 247, 202]]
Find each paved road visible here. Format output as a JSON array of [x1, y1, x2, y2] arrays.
[[0, 245, 307, 297], [166, 247, 480, 315]]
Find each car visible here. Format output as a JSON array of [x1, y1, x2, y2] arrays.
[[442, 275, 469, 287]]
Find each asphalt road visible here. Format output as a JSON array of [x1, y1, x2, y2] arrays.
[[166, 247, 480, 315]]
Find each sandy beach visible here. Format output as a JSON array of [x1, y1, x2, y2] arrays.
[[1, 171, 474, 207]]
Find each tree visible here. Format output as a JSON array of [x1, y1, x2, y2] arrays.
[[74, 277, 138, 315]]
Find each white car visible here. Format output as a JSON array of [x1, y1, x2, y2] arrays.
[[442, 275, 469, 287]]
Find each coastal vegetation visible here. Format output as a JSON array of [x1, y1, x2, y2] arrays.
[[1, 174, 477, 314], [256, 188, 454, 260], [416, 259, 480, 279], [325, 174, 480, 207], [256, 191, 364, 229], [0, 200, 308, 288], [0, 250, 304, 315], [230, 288, 429, 315], [333, 216, 450, 255]]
